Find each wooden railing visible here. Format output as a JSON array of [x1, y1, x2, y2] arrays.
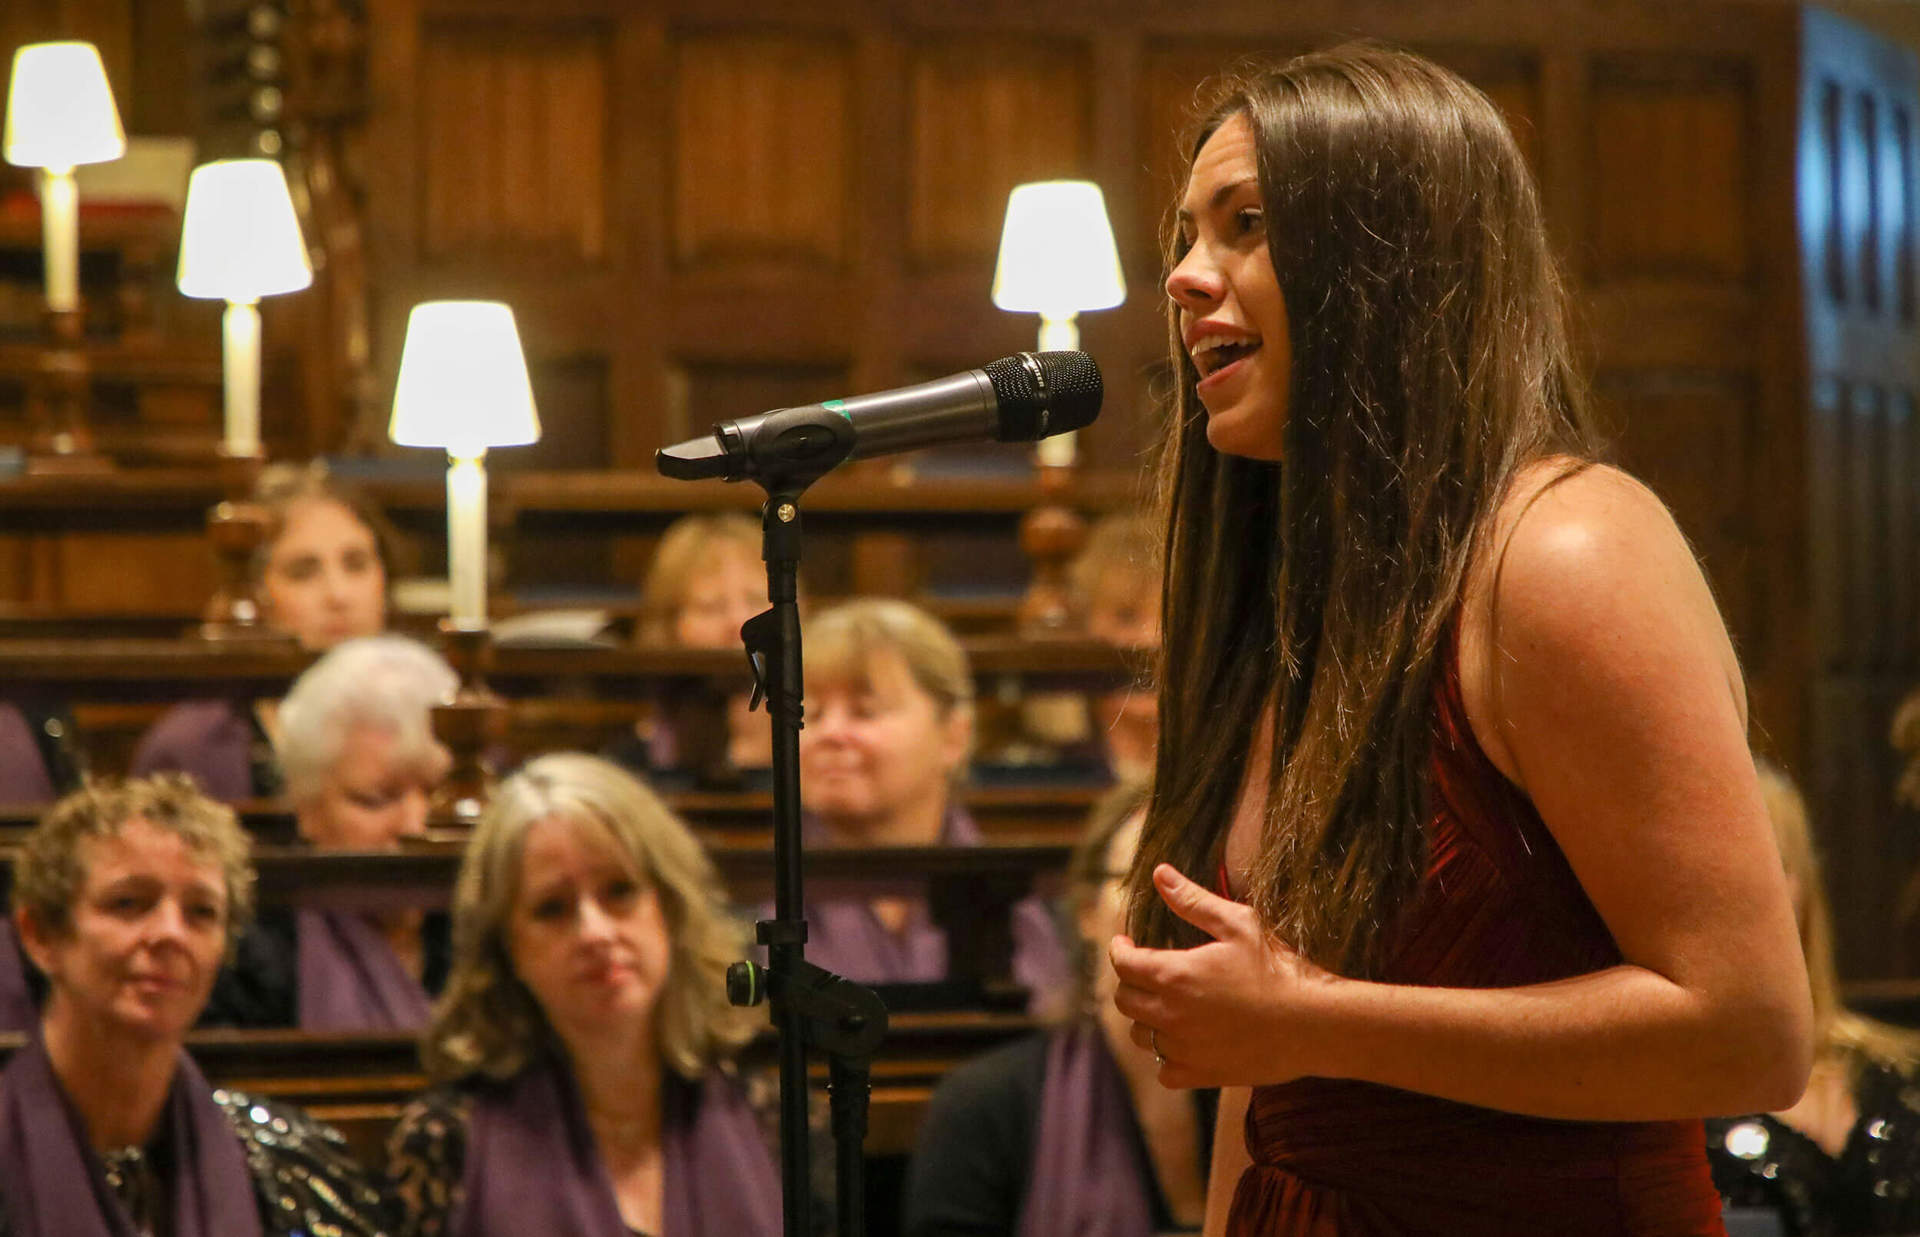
[[0, 1008, 1039, 1164]]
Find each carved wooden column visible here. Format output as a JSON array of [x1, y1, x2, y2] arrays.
[[200, 448, 289, 642], [1016, 461, 1087, 633], [429, 624, 508, 829], [26, 305, 108, 474]]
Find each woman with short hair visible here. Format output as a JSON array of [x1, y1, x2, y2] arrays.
[[0, 775, 388, 1235], [201, 634, 456, 1029], [385, 753, 781, 1237], [799, 598, 1066, 1007]]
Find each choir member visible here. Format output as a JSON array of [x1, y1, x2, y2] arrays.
[[0, 775, 389, 1234]]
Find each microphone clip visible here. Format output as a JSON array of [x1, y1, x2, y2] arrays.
[[656, 402, 857, 489]]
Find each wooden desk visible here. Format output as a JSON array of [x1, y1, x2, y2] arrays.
[[0, 636, 1134, 702], [0, 1008, 1037, 1162], [0, 466, 1151, 615], [0, 836, 1076, 1013]]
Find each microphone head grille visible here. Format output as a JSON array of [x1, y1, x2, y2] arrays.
[[985, 351, 1104, 442]]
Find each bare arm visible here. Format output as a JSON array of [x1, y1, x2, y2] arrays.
[[1202, 1086, 1251, 1237], [1114, 468, 1813, 1121]]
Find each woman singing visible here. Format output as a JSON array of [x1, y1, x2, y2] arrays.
[[1110, 45, 1812, 1236]]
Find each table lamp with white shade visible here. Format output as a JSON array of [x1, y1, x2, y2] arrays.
[[389, 300, 541, 630], [5, 41, 124, 313], [4, 41, 125, 468], [389, 300, 539, 826], [992, 180, 1124, 631], [175, 158, 312, 639], [177, 158, 313, 459], [991, 180, 1125, 468]]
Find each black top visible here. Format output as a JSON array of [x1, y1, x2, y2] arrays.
[[903, 1030, 1216, 1237], [1707, 1057, 1920, 1237], [198, 906, 453, 1028]]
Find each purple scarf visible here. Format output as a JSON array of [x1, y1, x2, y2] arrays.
[[455, 1058, 781, 1237], [0, 1034, 263, 1237], [1017, 1023, 1157, 1237], [295, 908, 432, 1031], [799, 807, 1071, 1002]]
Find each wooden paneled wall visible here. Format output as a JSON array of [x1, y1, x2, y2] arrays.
[[357, 7, 1805, 727], [16, 3, 1920, 971], [1798, 10, 1920, 977]]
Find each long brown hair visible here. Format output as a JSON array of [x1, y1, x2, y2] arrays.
[[1130, 45, 1600, 976]]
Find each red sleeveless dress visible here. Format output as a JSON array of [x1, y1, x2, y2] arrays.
[[1226, 653, 1728, 1236]]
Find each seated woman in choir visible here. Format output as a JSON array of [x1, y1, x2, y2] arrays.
[[0, 775, 389, 1235], [904, 779, 1213, 1236], [607, 512, 774, 787], [384, 752, 782, 1237], [1069, 514, 1162, 783], [799, 599, 1066, 1003], [200, 634, 456, 1028], [133, 463, 396, 799], [1708, 760, 1920, 1236]]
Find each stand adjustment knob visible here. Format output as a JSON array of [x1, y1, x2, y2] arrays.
[[727, 960, 767, 1007]]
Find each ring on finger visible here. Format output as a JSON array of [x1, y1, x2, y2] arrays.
[[1150, 1027, 1166, 1067]]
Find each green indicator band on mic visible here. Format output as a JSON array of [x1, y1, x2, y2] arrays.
[[822, 399, 850, 418]]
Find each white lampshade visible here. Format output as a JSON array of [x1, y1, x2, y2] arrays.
[[390, 301, 541, 457], [177, 159, 313, 301], [4, 42, 125, 169], [991, 180, 1125, 318]]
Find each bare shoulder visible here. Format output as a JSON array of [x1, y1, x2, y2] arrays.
[[1459, 460, 1745, 786]]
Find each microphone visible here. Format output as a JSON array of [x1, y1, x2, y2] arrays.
[[656, 351, 1102, 484]]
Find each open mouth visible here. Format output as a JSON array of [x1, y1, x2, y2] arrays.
[[1192, 338, 1261, 379]]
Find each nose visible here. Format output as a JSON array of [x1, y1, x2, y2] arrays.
[[395, 788, 430, 841], [318, 561, 353, 610], [576, 896, 617, 943], [807, 701, 853, 745], [145, 898, 191, 947], [1165, 243, 1223, 313]]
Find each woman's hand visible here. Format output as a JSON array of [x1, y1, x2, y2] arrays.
[[1110, 863, 1344, 1090]]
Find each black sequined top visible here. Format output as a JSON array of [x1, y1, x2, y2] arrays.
[[1707, 1058, 1920, 1237], [0, 1088, 392, 1237]]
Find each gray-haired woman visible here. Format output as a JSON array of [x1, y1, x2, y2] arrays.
[[201, 634, 456, 1029]]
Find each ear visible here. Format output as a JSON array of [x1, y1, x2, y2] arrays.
[[940, 704, 974, 776], [14, 905, 56, 980]]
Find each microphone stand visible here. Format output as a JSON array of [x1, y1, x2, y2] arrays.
[[664, 415, 888, 1237]]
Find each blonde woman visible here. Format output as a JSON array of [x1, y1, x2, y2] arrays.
[[1707, 761, 1920, 1236], [798, 599, 1066, 1003], [385, 753, 780, 1237], [609, 513, 775, 785]]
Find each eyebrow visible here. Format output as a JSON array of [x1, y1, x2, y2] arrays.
[[1175, 177, 1260, 226]]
